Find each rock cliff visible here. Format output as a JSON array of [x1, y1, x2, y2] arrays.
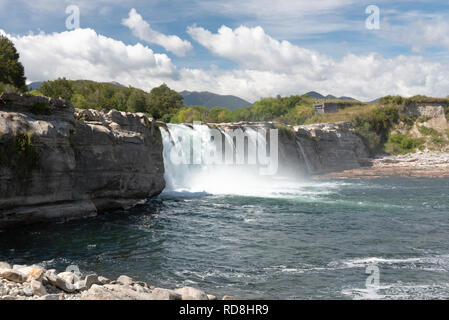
[[197, 121, 370, 176], [0, 93, 165, 228], [295, 122, 371, 174], [403, 103, 446, 119]]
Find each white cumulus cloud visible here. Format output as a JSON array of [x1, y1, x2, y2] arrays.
[[187, 24, 449, 101], [187, 25, 333, 76], [122, 8, 193, 57], [2, 25, 449, 103], [1, 28, 179, 89]]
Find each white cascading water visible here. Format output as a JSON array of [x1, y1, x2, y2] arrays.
[[159, 123, 320, 197], [296, 140, 313, 174]]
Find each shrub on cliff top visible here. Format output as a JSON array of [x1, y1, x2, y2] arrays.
[[385, 133, 423, 155], [170, 105, 209, 123], [33, 80, 184, 121], [378, 95, 449, 107], [418, 125, 442, 138], [352, 106, 401, 155]]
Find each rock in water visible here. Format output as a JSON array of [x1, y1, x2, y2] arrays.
[[74, 281, 87, 292], [116, 275, 133, 286], [81, 284, 155, 300], [98, 276, 111, 285], [0, 262, 222, 301], [84, 274, 101, 288], [44, 270, 75, 293], [0, 262, 11, 270], [151, 288, 182, 300], [58, 272, 79, 284], [23, 287, 33, 297], [0, 270, 27, 283], [174, 287, 209, 300], [80, 284, 119, 300], [15, 265, 45, 282], [31, 280, 47, 296], [0, 283, 7, 295], [75, 274, 101, 291]]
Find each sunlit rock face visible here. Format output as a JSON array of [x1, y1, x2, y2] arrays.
[[404, 103, 445, 119], [404, 103, 449, 134], [0, 93, 165, 228], [294, 122, 371, 174]]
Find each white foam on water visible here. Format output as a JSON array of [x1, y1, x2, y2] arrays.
[[342, 283, 449, 300], [332, 254, 449, 270], [264, 254, 449, 278], [341, 287, 389, 300], [336, 257, 423, 268]]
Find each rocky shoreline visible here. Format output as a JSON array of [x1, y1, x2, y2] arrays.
[[314, 152, 449, 179], [0, 261, 234, 300]]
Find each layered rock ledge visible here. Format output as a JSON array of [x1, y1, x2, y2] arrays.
[[294, 122, 371, 174], [0, 93, 165, 228], [0, 261, 233, 300]]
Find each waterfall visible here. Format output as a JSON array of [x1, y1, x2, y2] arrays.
[[159, 123, 284, 195], [296, 139, 313, 175]]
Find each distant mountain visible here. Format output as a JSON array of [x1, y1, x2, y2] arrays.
[[366, 98, 380, 104], [27, 81, 44, 90], [110, 81, 125, 87], [338, 96, 357, 101], [305, 91, 325, 99], [305, 91, 357, 101], [180, 91, 252, 110]]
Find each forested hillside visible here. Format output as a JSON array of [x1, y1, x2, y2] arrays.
[[29, 79, 183, 122]]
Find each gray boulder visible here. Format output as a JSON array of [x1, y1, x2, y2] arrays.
[[174, 286, 209, 300]]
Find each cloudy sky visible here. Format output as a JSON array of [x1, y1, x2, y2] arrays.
[[1, 0, 448, 102]]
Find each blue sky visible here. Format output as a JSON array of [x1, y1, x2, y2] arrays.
[[1, 0, 449, 101]]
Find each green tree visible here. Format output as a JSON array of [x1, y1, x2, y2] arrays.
[[171, 106, 208, 123], [71, 93, 89, 109], [0, 35, 26, 91], [127, 90, 147, 113], [39, 78, 74, 101], [147, 84, 183, 120]]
